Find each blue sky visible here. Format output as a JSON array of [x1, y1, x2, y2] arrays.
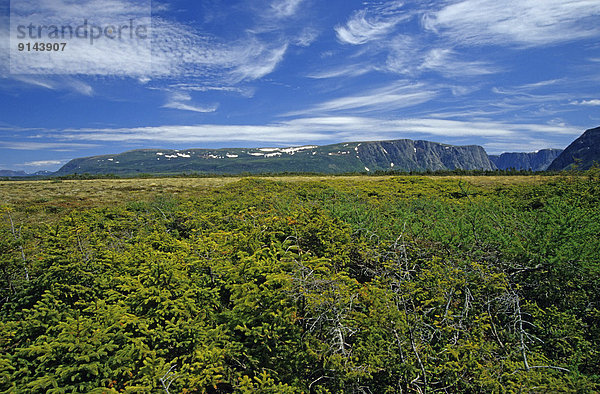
[[1, 0, 600, 172]]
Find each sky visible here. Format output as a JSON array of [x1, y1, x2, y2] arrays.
[[1, 0, 600, 172]]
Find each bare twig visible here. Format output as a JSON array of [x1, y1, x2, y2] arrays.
[[309, 375, 331, 391], [513, 292, 530, 371], [6, 210, 29, 281], [160, 364, 177, 394]]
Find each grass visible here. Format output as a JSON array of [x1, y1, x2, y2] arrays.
[[1, 172, 598, 392], [0, 175, 563, 208], [0, 175, 565, 228]]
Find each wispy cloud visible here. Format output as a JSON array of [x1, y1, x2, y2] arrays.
[[270, 0, 304, 19], [8, 0, 152, 76], [10, 76, 94, 96], [167, 84, 256, 98], [419, 49, 498, 77], [383, 35, 422, 76], [491, 87, 575, 108], [515, 79, 564, 90], [295, 27, 320, 47], [336, 10, 398, 45], [4, 0, 294, 87], [423, 0, 600, 47], [249, 0, 310, 36], [283, 117, 519, 138], [58, 124, 330, 144], [570, 99, 600, 106], [487, 81, 579, 119], [327, 12, 500, 81], [10, 76, 54, 90], [230, 43, 289, 82], [21, 118, 579, 150], [320, 0, 600, 85], [307, 63, 374, 79], [285, 82, 437, 115], [23, 160, 67, 167], [162, 92, 218, 113], [0, 141, 98, 151], [66, 79, 95, 96], [335, 1, 409, 45], [149, 19, 290, 83], [483, 132, 572, 153]]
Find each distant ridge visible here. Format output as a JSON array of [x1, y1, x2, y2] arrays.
[[0, 170, 28, 177], [55, 139, 495, 176], [489, 149, 563, 172], [0, 170, 55, 178], [547, 126, 600, 171]]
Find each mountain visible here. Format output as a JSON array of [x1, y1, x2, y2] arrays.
[[547, 126, 600, 171], [0, 170, 55, 178], [489, 149, 563, 171], [32, 170, 54, 176], [55, 139, 496, 176], [0, 170, 28, 177]]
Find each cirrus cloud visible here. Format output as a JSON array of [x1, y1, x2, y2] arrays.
[[423, 0, 600, 47], [335, 1, 411, 45]]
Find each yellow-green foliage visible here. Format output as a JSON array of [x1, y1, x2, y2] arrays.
[[0, 174, 599, 392]]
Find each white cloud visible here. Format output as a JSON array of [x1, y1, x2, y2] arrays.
[[162, 102, 217, 113], [4, 0, 292, 87], [319, 0, 599, 85], [324, 32, 498, 81], [0, 141, 98, 150], [35, 118, 580, 148], [307, 63, 374, 79], [270, 0, 304, 18], [3, 112, 580, 158], [23, 160, 67, 167], [313, 90, 434, 114], [335, 2, 410, 45], [281, 117, 517, 138], [13, 0, 149, 19], [230, 43, 289, 82], [10, 76, 94, 96], [295, 28, 319, 47], [10, 76, 55, 90], [516, 79, 563, 90], [419, 49, 497, 77], [58, 124, 330, 144], [336, 10, 399, 45], [423, 0, 600, 47], [9, 0, 153, 76], [570, 99, 600, 106], [385, 119, 579, 137], [166, 84, 256, 98], [148, 19, 240, 79], [385, 38, 499, 79], [286, 82, 437, 115], [66, 79, 95, 96], [384, 35, 421, 76], [490, 84, 575, 114], [163, 92, 218, 113], [484, 140, 564, 154]]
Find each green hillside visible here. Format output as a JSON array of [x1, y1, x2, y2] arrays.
[[1, 174, 599, 392], [55, 139, 495, 176], [548, 126, 600, 171]]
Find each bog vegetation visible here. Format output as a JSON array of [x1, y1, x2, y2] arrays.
[[1, 173, 599, 392]]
